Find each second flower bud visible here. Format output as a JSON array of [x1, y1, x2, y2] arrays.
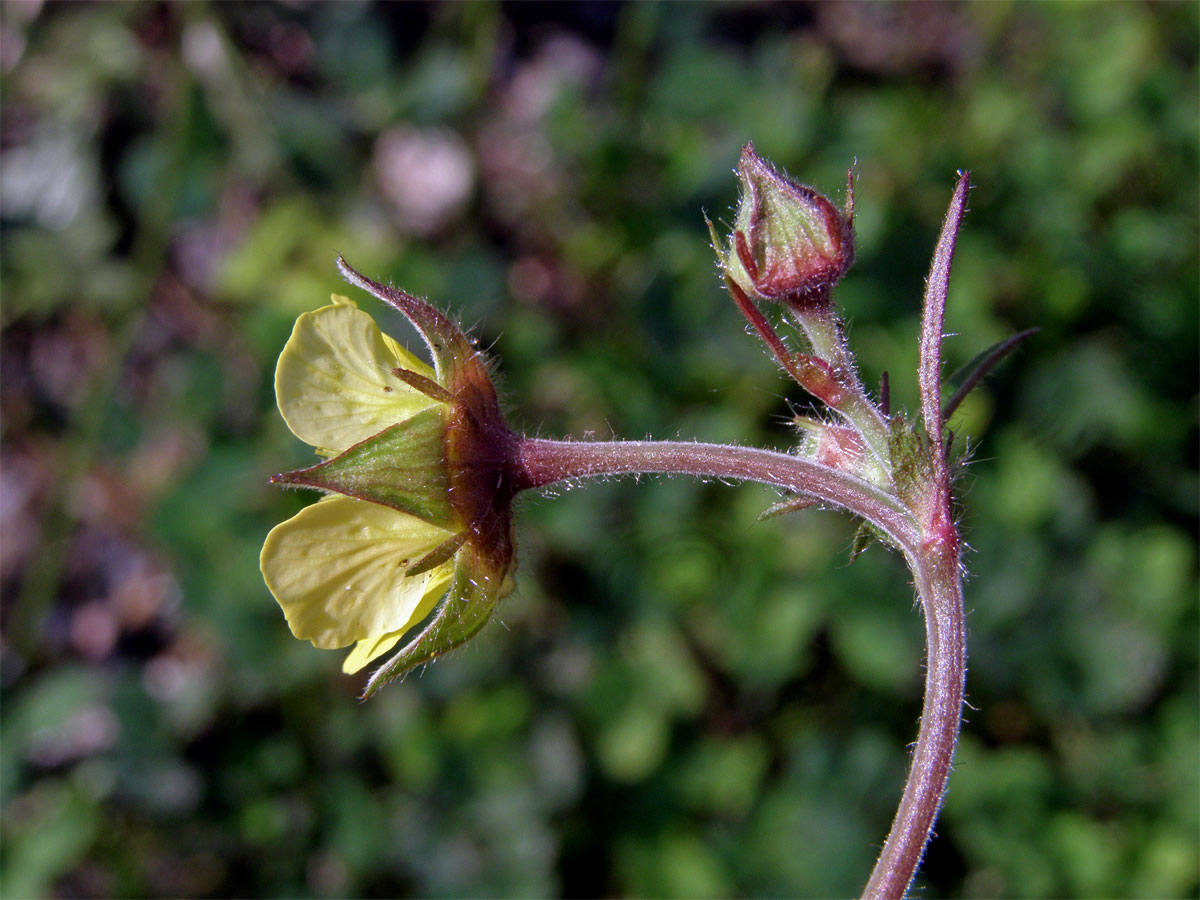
[[711, 142, 855, 307]]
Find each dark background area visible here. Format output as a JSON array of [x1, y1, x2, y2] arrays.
[[1, 2, 1196, 897]]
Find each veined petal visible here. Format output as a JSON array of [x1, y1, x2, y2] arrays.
[[276, 297, 441, 455], [260, 495, 455, 649], [342, 562, 454, 673]]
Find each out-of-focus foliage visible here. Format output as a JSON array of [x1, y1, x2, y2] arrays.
[[1, 3, 1196, 897]]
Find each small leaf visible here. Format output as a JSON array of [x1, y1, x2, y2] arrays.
[[942, 328, 1038, 420], [848, 522, 875, 562], [848, 519, 896, 562], [758, 495, 819, 522]]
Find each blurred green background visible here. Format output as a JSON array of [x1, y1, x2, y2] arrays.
[[2, 2, 1196, 897]]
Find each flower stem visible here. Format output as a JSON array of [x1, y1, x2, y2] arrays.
[[789, 306, 893, 480], [515, 437, 917, 546], [513, 435, 965, 899]]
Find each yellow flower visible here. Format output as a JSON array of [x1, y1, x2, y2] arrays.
[[261, 260, 516, 696]]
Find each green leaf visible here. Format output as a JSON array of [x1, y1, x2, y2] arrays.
[[758, 494, 819, 522], [943, 328, 1038, 420]]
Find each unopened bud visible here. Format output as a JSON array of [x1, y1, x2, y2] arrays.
[[710, 143, 855, 306]]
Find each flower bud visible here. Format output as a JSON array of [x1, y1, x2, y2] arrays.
[[711, 143, 855, 305]]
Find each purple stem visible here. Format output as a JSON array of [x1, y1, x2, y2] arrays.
[[863, 172, 972, 899], [861, 549, 964, 900], [516, 438, 917, 547]]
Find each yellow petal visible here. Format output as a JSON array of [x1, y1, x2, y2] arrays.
[[343, 633, 405, 675], [260, 495, 456, 649], [276, 298, 441, 455], [342, 558, 453, 674]]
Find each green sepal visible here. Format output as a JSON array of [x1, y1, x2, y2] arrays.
[[361, 542, 513, 698], [337, 256, 476, 385], [271, 407, 454, 527]]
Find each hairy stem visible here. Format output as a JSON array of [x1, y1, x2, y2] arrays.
[[515, 436, 965, 899], [862, 546, 964, 900], [516, 437, 917, 546], [790, 306, 893, 481]]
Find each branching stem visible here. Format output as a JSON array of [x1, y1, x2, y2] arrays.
[[789, 305, 894, 482], [514, 436, 965, 900]]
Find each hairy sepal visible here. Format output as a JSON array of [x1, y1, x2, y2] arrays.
[[361, 541, 513, 698], [271, 407, 455, 527], [337, 256, 477, 384]]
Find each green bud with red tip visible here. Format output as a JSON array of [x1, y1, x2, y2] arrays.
[[709, 143, 855, 307]]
